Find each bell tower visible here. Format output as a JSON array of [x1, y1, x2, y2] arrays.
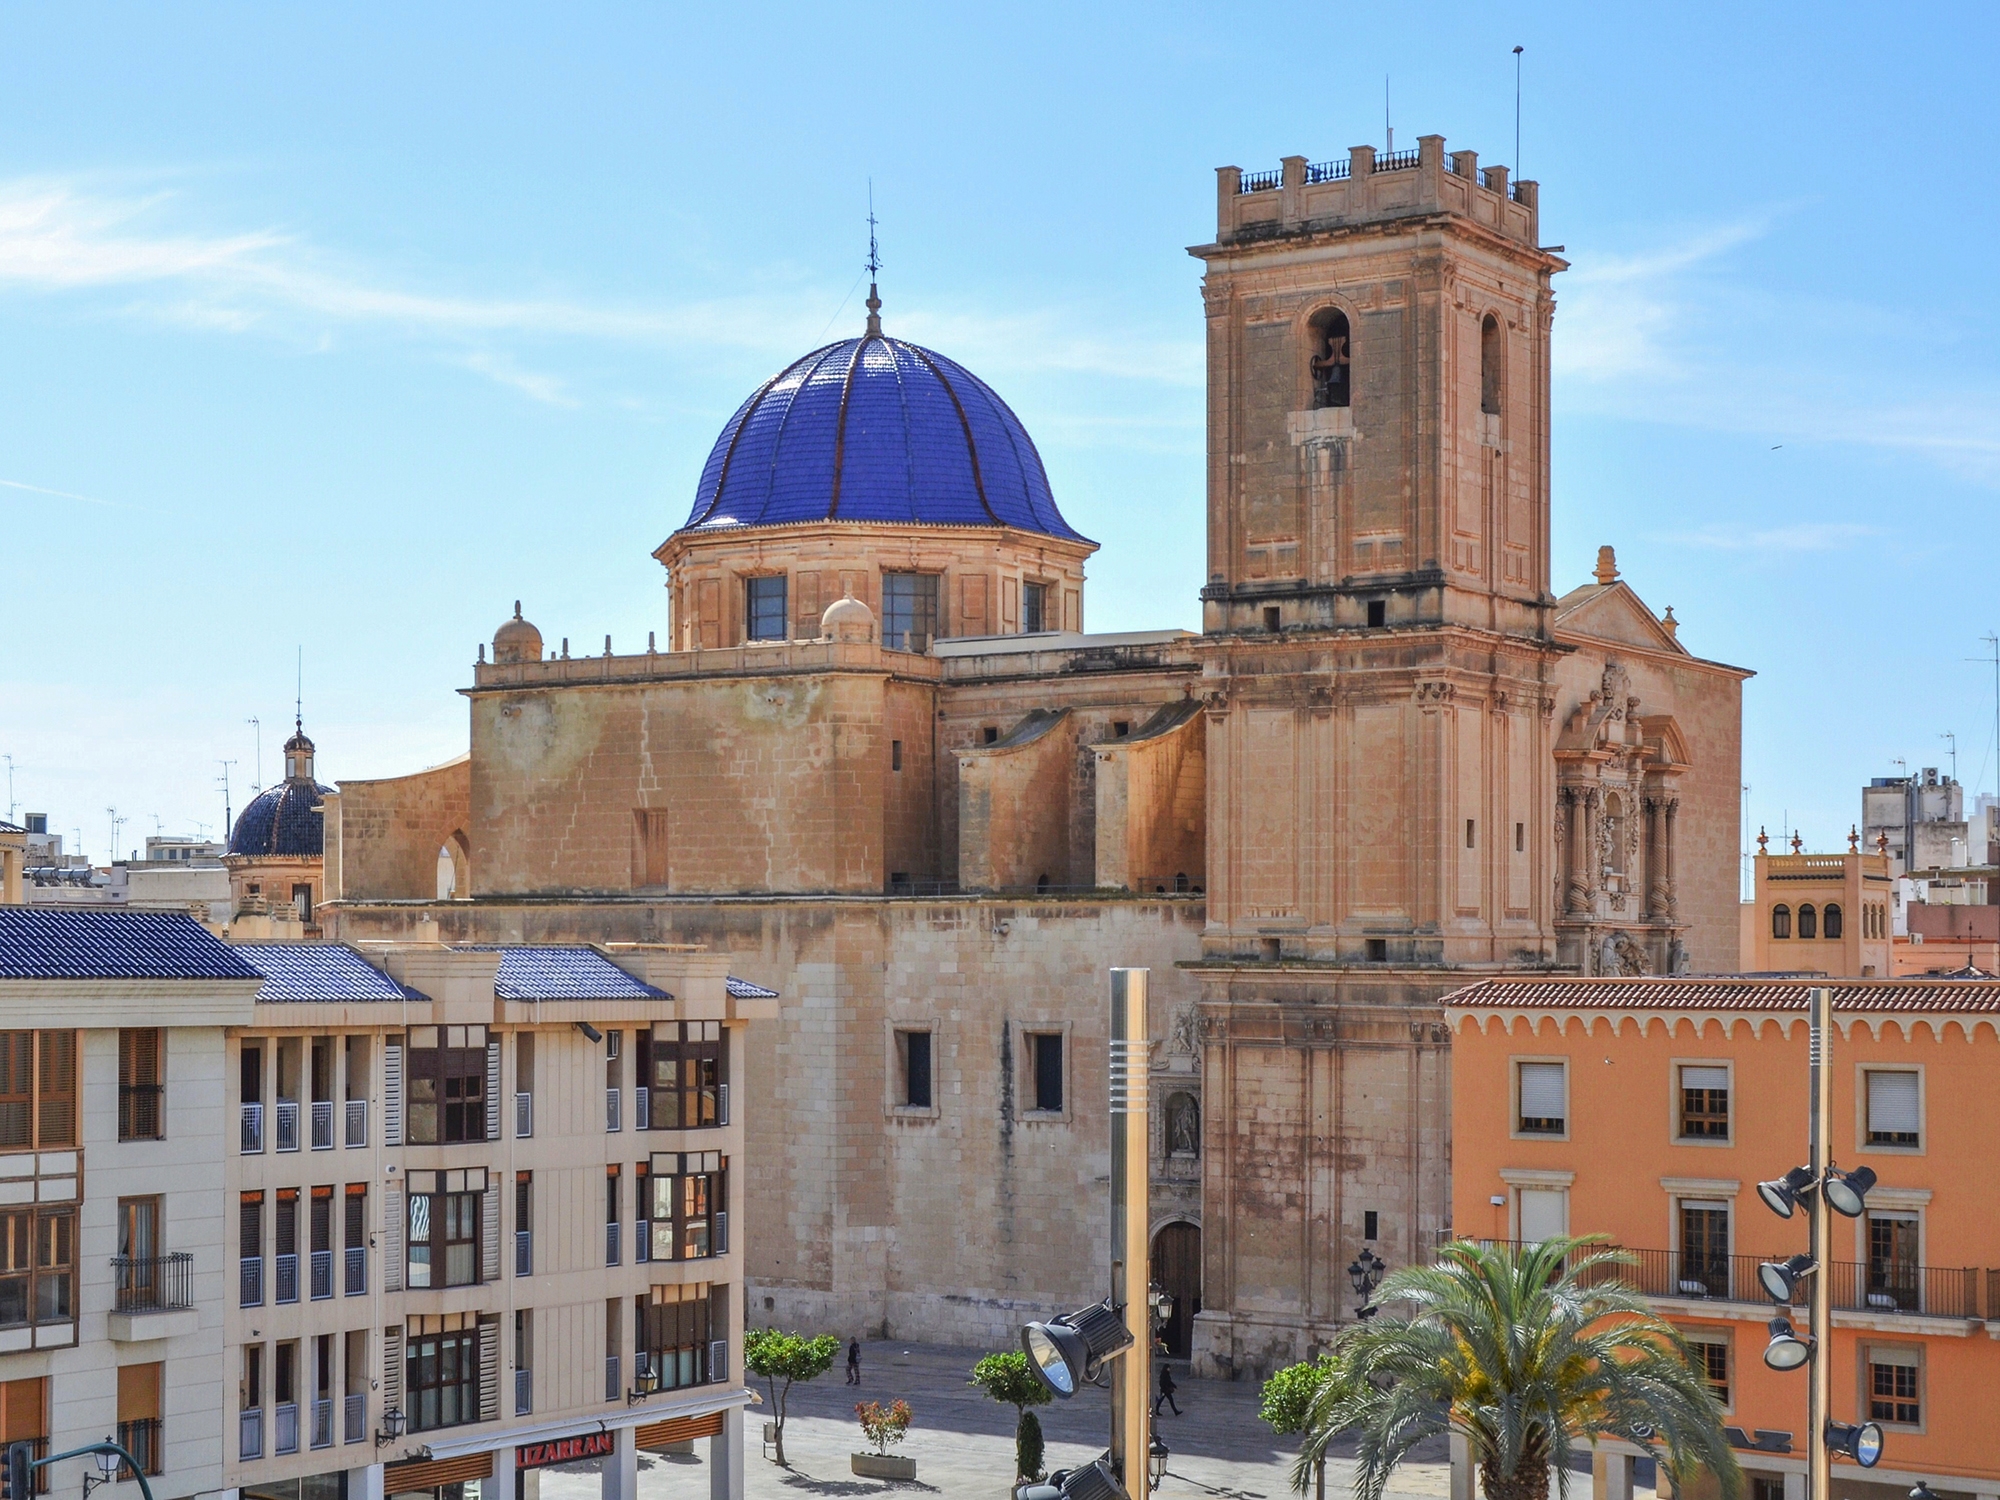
[[1188, 135, 1567, 966]]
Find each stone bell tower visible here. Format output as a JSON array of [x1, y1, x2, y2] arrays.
[[1189, 135, 1568, 966]]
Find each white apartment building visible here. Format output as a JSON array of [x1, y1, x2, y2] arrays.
[[222, 941, 771, 1500], [0, 907, 256, 1500]]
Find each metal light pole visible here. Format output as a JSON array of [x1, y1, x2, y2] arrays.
[[1807, 985, 1831, 1500], [1108, 968, 1153, 1494]]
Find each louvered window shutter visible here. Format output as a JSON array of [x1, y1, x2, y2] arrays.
[[1681, 1066, 1729, 1092], [486, 1041, 502, 1141], [383, 1043, 403, 1147], [383, 1324, 403, 1415], [382, 1184, 403, 1292], [478, 1316, 499, 1422], [1517, 1063, 1566, 1123], [482, 1184, 500, 1281], [1868, 1070, 1920, 1135]]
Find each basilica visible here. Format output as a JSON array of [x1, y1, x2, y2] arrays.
[[321, 135, 1747, 1377]]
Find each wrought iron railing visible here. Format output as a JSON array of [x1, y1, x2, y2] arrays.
[[1374, 148, 1421, 172], [606, 1221, 620, 1266], [344, 1393, 365, 1445], [311, 1397, 333, 1450], [240, 1102, 264, 1154], [1304, 158, 1350, 183], [239, 1256, 263, 1308], [345, 1245, 366, 1296], [515, 1091, 532, 1137], [1829, 1260, 1980, 1319], [274, 1401, 298, 1455], [2, 1436, 48, 1496], [274, 1101, 300, 1152], [635, 1087, 650, 1130], [345, 1098, 367, 1147], [1238, 168, 1282, 194], [275, 1252, 298, 1304], [604, 1355, 620, 1403], [606, 1088, 621, 1133], [112, 1251, 193, 1312], [239, 1409, 263, 1461], [515, 1229, 531, 1277], [115, 1419, 162, 1479], [310, 1248, 333, 1300], [310, 1100, 334, 1150], [515, 1368, 532, 1417]]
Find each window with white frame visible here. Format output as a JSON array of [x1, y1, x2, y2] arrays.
[[1682, 1330, 1730, 1408], [1865, 1069, 1920, 1148], [1515, 1061, 1566, 1135], [1677, 1065, 1729, 1139], [1516, 1187, 1567, 1245]]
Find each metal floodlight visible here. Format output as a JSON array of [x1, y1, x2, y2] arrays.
[[1019, 1458, 1130, 1500], [1760, 1316, 1813, 1371], [1757, 1253, 1816, 1304], [1756, 1166, 1816, 1220], [572, 1021, 604, 1044], [1020, 1299, 1133, 1399], [1826, 1419, 1885, 1468], [1824, 1164, 1878, 1218]]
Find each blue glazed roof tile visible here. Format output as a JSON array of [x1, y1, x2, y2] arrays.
[[228, 779, 332, 858], [724, 975, 779, 1000], [681, 334, 1087, 544], [0, 908, 261, 981], [460, 946, 670, 1001], [233, 944, 425, 1002]]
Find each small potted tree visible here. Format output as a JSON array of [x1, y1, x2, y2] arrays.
[[851, 1398, 915, 1480], [969, 1350, 1053, 1485]]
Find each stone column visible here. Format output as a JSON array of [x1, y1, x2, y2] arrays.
[[490, 1442, 516, 1500], [1563, 788, 1586, 914], [602, 1425, 638, 1500], [710, 1407, 745, 1500], [1448, 1432, 1474, 1500], [1580, 789, 1600, 903], [1663, 796, 1680, 916], [1643, 797, 1665, 919], [347, 1466, 384, 1500]]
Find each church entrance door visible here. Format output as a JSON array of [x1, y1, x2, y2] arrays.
[[1151, 1222, 1201, 1359]]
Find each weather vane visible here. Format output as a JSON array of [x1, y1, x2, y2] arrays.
[[864, 181, 883, 336]]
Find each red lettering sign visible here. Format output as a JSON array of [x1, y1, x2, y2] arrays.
[[516, 1430, 616, 1469]]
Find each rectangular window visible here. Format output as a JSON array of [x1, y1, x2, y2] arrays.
[[1029, 1032, 1063, 1114], [1865, 1070, 1920, 1147], [238, 1192, 263, 1308], [406, 1175, 485, 1289], [0, 1032, 76, 1152], [118, 1029, 164, 1141], [115, 1361, 164, 1477], [646, 1152, 726, 1262], [1868, 1349, 1921, 1425], [1515, 1061, 1566, 1134], [1514, 822, 1525, 853], [0, 1209, 72, 1329], [891, 740, 903, 772], [1023, 581, 1048, 634], [1866, 1214, 1920, 1311], [882, 572, 941, 651], [1517, 1188, 1566, 1245], [744, 575, 788, 641], [635, 1283, 717, 1394], [1677, 1202, 1730, 1298], [405, 1329, 480, 1433], [606, 1165, 621, 1266], [404, 1026, 487, 1145], [897, 1030, 932, 1110], [1679, 1065, 1730, 1139], [1, 1375, 47, 1491], [1464, 819, 1476, 849], [1685, 1335, 1729, 1408], [650, 1023, 724, 1130]]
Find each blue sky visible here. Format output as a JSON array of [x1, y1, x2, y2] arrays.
[[1, 3, 1996, 878]]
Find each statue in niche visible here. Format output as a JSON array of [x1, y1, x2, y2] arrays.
[[1613, 931, 1651, 976], [1310, 316, 1351, 408], [1165, 1093, 1200, 1158], [1668, 936, 1690, 975]]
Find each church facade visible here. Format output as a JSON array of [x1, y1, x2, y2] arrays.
[[320, 137, 1747, 1377]]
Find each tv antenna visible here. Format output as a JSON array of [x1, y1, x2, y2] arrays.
[[1384, 75, 1392, 155], [1940, 731, 1958, 786], [248, 717, 262, 794], [1513, 46, 1524, 179], [106, 807, 126, 864], [217, 760, 237, 840], [1970, 633, 2000, 798], [2, 753, 14, 825]]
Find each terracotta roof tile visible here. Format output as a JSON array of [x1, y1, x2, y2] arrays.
[[1441, 976, 2000, 1013]]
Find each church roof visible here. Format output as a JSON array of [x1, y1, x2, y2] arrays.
[[228, 778, 332, 858], [679, 330, 1087, 543]]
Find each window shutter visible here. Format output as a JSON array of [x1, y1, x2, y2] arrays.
[[478, 1317, 499, 1422], [382, 1185, 403, 1293], [1868, 1071, 1920, 1134], [482, 1185, 500, 1282], [1519, 1188, 1567, 1244], [383, 1325, 403, 1415], [1518, 1063, 1566, 1121], [1681, 1066, 1728, 1092], [485, 1041, 501, 1142], [383, 1043, 403, 1147]]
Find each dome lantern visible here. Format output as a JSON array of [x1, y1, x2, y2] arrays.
[[493, 601, 544, 665]]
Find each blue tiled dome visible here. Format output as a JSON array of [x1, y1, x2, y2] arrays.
[[228, 779, 331, 858], [680, 328, 1086, 542]]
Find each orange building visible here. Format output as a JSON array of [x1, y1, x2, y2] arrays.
[[1740, 842, 1895, 977], [1445, 976, 2000, 1500]]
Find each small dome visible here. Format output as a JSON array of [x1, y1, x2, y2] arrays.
[[493, 601, 543, 665], [821, 590, 875, 643], [228, 779, 331, 858]]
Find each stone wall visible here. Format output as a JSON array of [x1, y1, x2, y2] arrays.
[[322, 754, 470, 902]]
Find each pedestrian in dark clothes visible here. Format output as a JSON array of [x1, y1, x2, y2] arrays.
[[1153, 1363, 1180, 1416], [846, 1338, 862, 1385]]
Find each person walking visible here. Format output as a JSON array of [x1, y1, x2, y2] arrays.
[[846, 1337, 862, 1386], [1153, 1363, 1180, 1417]]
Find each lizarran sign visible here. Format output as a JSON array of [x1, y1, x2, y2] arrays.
[[516, 1430, 616, 1470]]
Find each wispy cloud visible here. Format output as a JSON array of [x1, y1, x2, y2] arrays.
[[457, 351, 576, 407], [1658, 521, 1879, 553], [0, 475, 118, 507]]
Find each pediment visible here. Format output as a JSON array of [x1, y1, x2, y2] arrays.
[[1554, 582, 1686, 656]]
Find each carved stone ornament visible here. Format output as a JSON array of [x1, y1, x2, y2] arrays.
[[1414, 680, 1455, 705], [1169, 1004, 1201, 1057]]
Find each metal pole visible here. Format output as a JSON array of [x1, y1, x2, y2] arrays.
[[1109, 969, 1152, 1494], [1808, 986, 1831, 1500], [31, 1441, 156, 1500]]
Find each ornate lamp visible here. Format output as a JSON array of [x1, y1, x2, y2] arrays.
[[1347, 1248, 1386, 1319]]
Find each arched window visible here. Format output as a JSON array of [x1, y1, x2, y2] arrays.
[[1309, 310, 1351, 409], [1824, 903, 1843, 939], [1480, 314, 1504, 415], [1799, 904, 1817, 939], [1772, 904, 1791, 939]]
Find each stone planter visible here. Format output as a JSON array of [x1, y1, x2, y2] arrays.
[[851, 1452, 918, 1481]]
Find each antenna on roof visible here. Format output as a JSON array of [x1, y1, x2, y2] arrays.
[[864, 180, 883, 338], [295, 645, 304, 734], [1384, 75, 1391, 155], [1513, 46, 1525, 180]]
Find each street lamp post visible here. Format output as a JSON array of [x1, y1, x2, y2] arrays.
[[1108, 968, 1154, 1495]]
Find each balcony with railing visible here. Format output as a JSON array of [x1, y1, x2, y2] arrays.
[[275, 1252, 298, 1305], [5, 1437, 48, 1495], [344, 1393, 365, 1445], [310, 1100, 334, 1151], [606, 1088, 621, 1133], [240, 1102, 264, 1154], [112, 1251, 193, 1313], [274, 1401, 298, 1455], [515, 1368, 532, 1417], [515, 1092, 532, 1137], [311, 1397, 333, 1450], [239, 1409, 263, 1461], [604, 1355, 620, 1403], [274, 1100, 300, 1153], [635, 1086, 649, 1131], [114, 1418, 163, 1479], [515, 1230, 531, 1278], [310, 1249, 333, 1300], [239, 1256, 262, 1308], [345, 1098, 367, 1148], [345, 1245, 366, 1296], [606, 1221, 620, 1267]]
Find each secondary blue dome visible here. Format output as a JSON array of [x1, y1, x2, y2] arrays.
[[228, 780, 330, 858], [681, 321, 1086, 542]]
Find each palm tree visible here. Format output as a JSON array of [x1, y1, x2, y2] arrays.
[[1294, 1237, 1741, 1500]]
